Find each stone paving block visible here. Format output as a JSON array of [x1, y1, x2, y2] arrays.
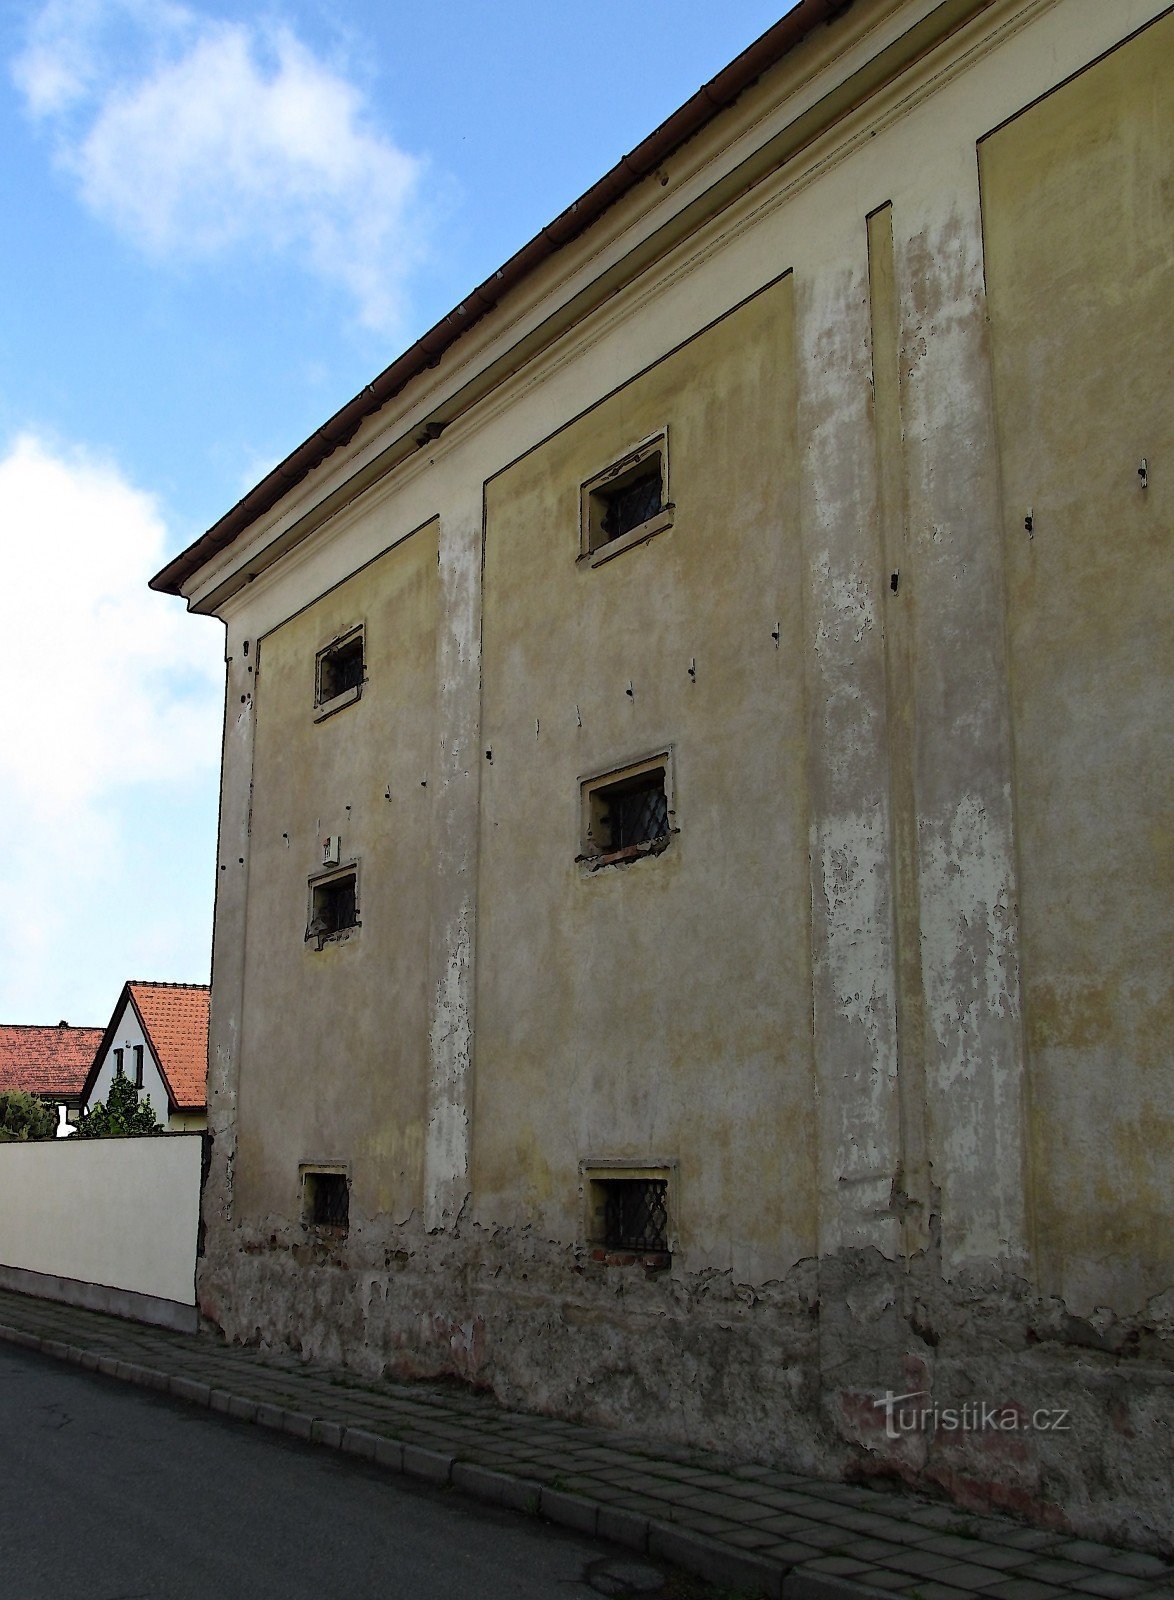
[[596, 1504, 650, 1554], [956, 1546, 1039, 1574], [841, 1511, 930, 1542], [922, 1536, 1013, 1562], [1017, 1557, 1107, 1586], [1079, 1550, 1173, 1580], [721, 1498, 794, 1526], [1074, 1573, 1157, 1599], [789, 1524, 859, 1551], [756, 1515, 832, 1539], [784, 1572, 902, 1600], [874, 1520, 939, 1546], [851, 1570, 914, 1591], [310, 1419, 344, 1448], [674, 1513, 747, 1540], [722, 1479, 784, 1501], [988, 1530, 1065, 1553], [843, 1540, 913, 1564], [981, 1581, 1068, 1600], [825, 1509, 898, 1535], [670, 1486, 741, 1513], [766, 1542, 836, 1568], [723, 1527, 779, 1551], [900, 1586, 976, 1600], [621, 1473, 683, 1498], [883, 1546, 960, 1578], [648, 1524, 782, 1599], [801, 1555, 872, 1578], [927, 1563, 1008, 1591]]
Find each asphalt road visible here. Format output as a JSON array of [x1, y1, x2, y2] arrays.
[[0, 1344, 720, 1600]]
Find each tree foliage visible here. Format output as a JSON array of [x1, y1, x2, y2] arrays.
[[75, 1070, 163, 1138], [0, 1090, 58, 1141]]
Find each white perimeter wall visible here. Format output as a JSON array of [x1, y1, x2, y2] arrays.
[[0, 1135, 202, 1306]]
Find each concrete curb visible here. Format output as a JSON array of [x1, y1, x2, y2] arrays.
[[0, 1319, 908, 1600]]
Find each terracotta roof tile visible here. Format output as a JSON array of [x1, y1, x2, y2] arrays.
[[128, 983, 209, 1112], [0, 1023, 104, 1100]]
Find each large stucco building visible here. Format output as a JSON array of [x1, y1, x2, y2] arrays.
[[155, 0, 1172, 1547]]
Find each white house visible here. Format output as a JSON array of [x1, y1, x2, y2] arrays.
[[82, 982, 208, 1133]]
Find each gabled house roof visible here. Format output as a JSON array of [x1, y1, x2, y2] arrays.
[[82, 982, 210, 1115], [0, 1022, 105, 1102]]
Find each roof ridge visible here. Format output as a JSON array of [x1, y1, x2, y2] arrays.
[[128, 980, 210, 991], [0, 1021, 103, 1031]]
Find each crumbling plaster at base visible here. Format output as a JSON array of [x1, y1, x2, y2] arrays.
[[198, 1224, 1174, 1555]]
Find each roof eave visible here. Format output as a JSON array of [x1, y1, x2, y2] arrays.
[[150, 0, 849, 599]]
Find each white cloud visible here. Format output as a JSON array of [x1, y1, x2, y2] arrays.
[[13, 1, 427, 332], [0, 433, 223, 1020]]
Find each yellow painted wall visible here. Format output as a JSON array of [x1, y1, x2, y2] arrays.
[[234, 525, 439, 1227], [981, 14, 1174, 1311], [476, 278, 816, 1279]]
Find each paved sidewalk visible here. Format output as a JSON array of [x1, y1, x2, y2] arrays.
[[1, 1289, 1169, 1600]]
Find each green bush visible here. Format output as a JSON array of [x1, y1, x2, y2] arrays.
[[75, 1070, 163, 1138], [0, 1091, 58, 1141]]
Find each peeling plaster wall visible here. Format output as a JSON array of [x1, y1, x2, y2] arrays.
[[194, 0, 1173, 1553], [979, 12, 1174, 1316], [475, 277, 814, 1285]]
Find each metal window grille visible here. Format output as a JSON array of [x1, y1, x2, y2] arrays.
[[319, 637, 364, 701], [604, 1179, 669, 1253], [307, 1172, 349, 1231], [601, 468, 662, 541], [604, 777, 668, 850]]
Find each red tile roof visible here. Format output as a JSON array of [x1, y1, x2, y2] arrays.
[[0, 1023, 104, 1100], [128, 983, 209, 1112]]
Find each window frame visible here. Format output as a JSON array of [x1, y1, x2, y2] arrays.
[[313, 624, 366, 721], [578, 751, 675, 871], [299, 1162, 351, 1236], [579, 431, 673, 567], [305, 862, 361, 949], [579, 1159, 677, 1266]]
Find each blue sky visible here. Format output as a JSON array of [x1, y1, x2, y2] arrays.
[[0, 0, 794, 1026]]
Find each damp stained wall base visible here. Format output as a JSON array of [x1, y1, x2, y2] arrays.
[[197, 1226, 1174, 1556]]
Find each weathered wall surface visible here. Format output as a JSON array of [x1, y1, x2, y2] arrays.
[[192, 0, 1173, 1554], [981, 13, 1174, 1318], [477, 277, 814, 1283], [233, 525, 438, 1229]]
